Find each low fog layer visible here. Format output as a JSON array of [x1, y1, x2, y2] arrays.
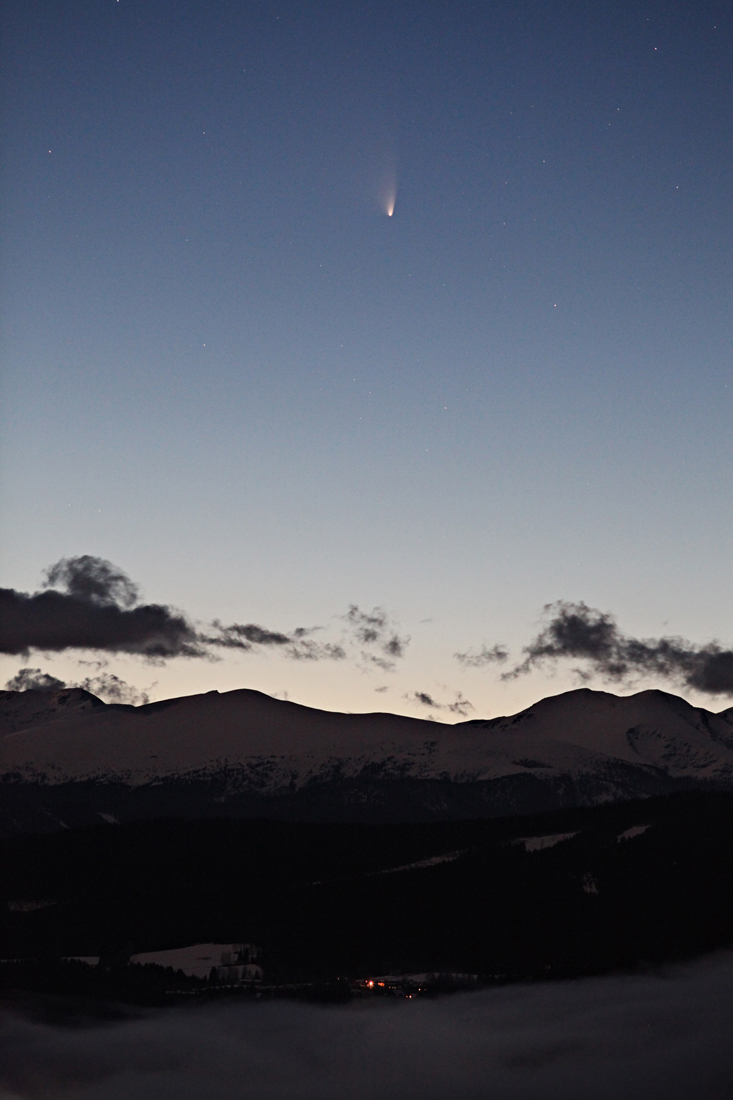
[[3, 953, 733, 1099]]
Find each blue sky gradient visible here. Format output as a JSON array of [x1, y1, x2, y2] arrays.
[[2, 0, 731, 715]]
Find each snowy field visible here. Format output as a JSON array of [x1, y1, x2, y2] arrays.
[[3, 952, 733, 1099]]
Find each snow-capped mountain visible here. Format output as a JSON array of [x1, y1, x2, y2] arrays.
[[2, 686, 733, 833]]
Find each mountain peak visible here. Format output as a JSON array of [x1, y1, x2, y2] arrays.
[[0, 687, 106, 737]]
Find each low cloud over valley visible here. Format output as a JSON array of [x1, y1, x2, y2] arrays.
[[2, 954, 733, 1099]]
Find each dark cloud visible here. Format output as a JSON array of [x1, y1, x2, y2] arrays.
[[0, 559, 404, 672], [414, 690, 438, 708], [455, 644, 509, 668], [208, 622, 293, 650], [4, 668, 66, 691], [198, 619, 348, 666], [503, 601, 733, 696], [2, 953, 733, 1099], [209, 610, 409, 665], [207, 622, 347, 662], [0, 557, 203, 659], [43, 555, 140, 609]]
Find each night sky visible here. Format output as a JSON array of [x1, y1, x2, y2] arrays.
[[1, 0, 731, 717]]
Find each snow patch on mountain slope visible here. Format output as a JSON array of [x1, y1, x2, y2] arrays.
[[617, 825, 652, 841], [513, 832, 578, 852]]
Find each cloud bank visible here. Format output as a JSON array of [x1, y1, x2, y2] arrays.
[[0, 558, 408, 674], [459, 601, 733, 697], [2, 953, 733, 1099], [455, 644, 509, 668]]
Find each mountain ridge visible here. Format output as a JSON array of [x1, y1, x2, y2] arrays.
[[2, 685, 733, 833]]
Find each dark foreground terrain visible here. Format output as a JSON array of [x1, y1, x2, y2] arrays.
[[3, 791, 733, 1003]]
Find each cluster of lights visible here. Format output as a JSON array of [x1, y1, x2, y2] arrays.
[[363, 978, 414, 997]]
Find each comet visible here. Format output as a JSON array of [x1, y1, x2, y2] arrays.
[[377, 166, 397, 217]]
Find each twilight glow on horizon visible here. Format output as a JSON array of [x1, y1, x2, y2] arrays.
[[1, 1, 731, 719]]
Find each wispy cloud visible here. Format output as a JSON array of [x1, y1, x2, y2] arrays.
[[455, 644, 509, 668], [4, 667, 66, 691], [76, 672, 151, 705], [208, 622, 293, 648], [343, 605, 410, 671], [408, 690, 474, 717], [4, 666, 151, 705]]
